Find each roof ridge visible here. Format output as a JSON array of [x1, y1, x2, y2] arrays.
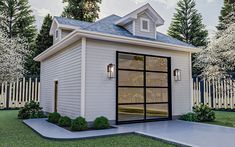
[[84, 14, 121, 29], [54, 16, 93, 24]]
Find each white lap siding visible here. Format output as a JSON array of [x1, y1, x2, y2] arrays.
[[40, 41, 82, 118], [85, 39, 192, 121]]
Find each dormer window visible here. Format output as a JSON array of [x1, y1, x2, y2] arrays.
[[55, 29, 59, 39], [115, 3, 165, 39], [140, 18, 150, 32]]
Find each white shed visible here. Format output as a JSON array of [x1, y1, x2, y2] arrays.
[[34, 4, 200, 124]]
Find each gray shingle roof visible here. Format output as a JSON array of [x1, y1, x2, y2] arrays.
[[54, 16, 93, 28], [54, 15, 194, 48]]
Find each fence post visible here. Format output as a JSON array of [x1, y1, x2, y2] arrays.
[[9, 82, 12, 108], [208, 79, 211, 107], [215, 79, 218, 109], [23, 78, 25, 105], [233, 80, 235, 109], [13, 82, 16, 108], [224, 77, 227, 109], [32, 81, 35, 101], [1, 83, 3, 108], [6, 82, 9, 109], [29, 78, 31, 101], [212, 77, 215, 108], [38, 82, 40, 102], [35, 78, 38, 102], [26, 81, 28, 102], [230, 79, 233, 109]]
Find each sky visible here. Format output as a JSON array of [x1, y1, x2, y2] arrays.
[[29, 0, 223, 38]]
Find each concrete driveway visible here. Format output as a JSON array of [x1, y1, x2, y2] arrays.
[[24, 119, 235, 147], [117, 120, 235, 147]]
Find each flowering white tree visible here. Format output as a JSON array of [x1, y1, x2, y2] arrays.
[[195, 23, 235, 78], [0, 29, 28, 83]]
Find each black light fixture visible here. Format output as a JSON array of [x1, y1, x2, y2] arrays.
[[174, 69, 181, 81], [107, 63, 115, 78]]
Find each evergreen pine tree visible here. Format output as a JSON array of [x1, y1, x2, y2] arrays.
[[168, 0, 208, 76], [168, 0, 208, 47], [24, 14, 53, 78], [62, 0, 101, 22], [0, 0, 37, 43], [217, 0, 235, 31]]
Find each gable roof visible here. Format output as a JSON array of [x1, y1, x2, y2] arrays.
[[83, 15, 193, 47], [37, 4, 198, 62], [53, 15, 193, 48], [115, 3, 164, 27]]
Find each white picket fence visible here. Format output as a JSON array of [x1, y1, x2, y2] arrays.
[[193, 77, 235, 109], [0, 78, 40, 109]]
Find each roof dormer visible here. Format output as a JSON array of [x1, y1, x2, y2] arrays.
[[115, 3, 164, 39]]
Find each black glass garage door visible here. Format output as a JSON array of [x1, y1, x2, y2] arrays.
[[116, 51, 172, 124]]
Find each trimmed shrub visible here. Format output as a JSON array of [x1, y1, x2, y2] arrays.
[[71, 117, 88, 131], [18, 101, 45, 119], [180, 112, 198, 122], [29, 111, 45, 119], [58, 116, 72, 127], [93, 116, 110, 129], [48, 112, 61, 123], [193, 104, 215, 122]]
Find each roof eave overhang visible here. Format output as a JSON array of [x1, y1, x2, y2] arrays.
[[34, 29, 201, 62]]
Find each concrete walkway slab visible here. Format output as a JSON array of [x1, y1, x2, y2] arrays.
[[23, 118, 131, 139], [24, 119, 235, 147]]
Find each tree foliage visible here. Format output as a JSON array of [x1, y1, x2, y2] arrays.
[[168, 0, 209, 76], [62, 0, 101, 22], [167, 0, 208, 47], [217, 0, 235, 31], [195, 23, 235, 78], [0, 27, 28, 83], [0, 0, 37, 43], [24, 14, 53, 78]]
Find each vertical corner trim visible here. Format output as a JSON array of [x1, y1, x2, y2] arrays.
[[81, 37, 86, 117], [189, 53, 193, 111]]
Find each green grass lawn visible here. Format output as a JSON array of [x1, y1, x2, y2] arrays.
[[204, 111, 235, 128], [0, 110, 176, 147]]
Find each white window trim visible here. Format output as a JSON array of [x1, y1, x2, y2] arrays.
[[55, 29, 61, 40], [133, 21, 136, 35], [55, 29, 59, 39], [140, 18, 150, 32]]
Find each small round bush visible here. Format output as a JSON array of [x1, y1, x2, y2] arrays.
[[180, 112, 198, 122], [58, 116, 71, 127], [30, 111, 46, 119], [48, 112, 61, 123], [193, 104, 215, 122], [18, 101, 43, 119], [93, 116, 110, 129], [71, 117, 88, 131]]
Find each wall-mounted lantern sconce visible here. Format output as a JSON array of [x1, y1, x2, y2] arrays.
[[107, 63, 115, 78], [174, 69, 181, 81]]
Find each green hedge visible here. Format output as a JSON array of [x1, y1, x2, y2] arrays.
[[181, 104, 216, 122], [71, 117, 88, 131], [48, 112, 61, 123], [93, 116, 110, 129], [58, 116, 71, 127], [18, 101, 45, 119], [194, 104, 215, 122]]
